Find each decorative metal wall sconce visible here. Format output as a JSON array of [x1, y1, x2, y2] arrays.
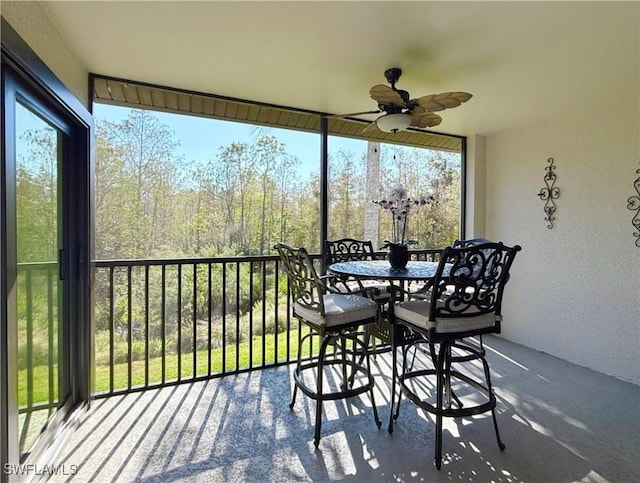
[[627, 162, 640, 247], [537, 157, 560, 229]]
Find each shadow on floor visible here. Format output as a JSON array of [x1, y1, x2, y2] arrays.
[[51, 335, 640, 482]]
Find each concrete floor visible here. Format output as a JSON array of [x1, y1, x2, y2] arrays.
[[50, 335, 639, 482]]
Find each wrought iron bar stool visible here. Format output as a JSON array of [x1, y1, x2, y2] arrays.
[[275, 243, 382, 447], [324, 238, 393, 356], [387, 242, 521, 469]]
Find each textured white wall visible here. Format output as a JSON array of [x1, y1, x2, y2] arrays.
[[1, 1, 88, 107], [484, 90, 640, 385]]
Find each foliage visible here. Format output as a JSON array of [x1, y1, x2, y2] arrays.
[[91, 108, 461, 258]]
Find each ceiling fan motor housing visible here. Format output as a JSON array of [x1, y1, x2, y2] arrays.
[[380, 104, 404, 114]]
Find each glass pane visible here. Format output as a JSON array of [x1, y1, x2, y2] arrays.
[[93, 104, 322, 257], [92, 104, 324, 390], [327, 137, 462, 249], [15, 101, 63, 458]]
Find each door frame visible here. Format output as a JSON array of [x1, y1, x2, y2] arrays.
[[1, 17, 94, 478]]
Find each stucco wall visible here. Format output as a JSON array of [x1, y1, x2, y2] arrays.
[[484, 90, 640, 385], [1, 1, 88, 107]]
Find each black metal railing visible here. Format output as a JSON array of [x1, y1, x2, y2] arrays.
[[16, 262, 59, 412], [17, 249, 442, 401], [16, 261, 60, 452], [93, 254, 298, 397]]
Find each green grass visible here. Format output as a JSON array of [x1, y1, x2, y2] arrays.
[[94, 327, 311, 393], [18, 326, 313, 406]]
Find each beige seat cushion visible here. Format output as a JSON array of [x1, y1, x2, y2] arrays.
[[394, 299, 496, 334], [295, 293, 379, 328]]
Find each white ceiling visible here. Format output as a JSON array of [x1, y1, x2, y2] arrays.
[[41, 1, 639, 137]]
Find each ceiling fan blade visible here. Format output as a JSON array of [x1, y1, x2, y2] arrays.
[[410, 112, 443, 128], [409, 105, 428, 116], [361, 121, 380, 134], [369, 84, 405, 108], [326, 110, 381, 119], [415, 92, 473, 112]]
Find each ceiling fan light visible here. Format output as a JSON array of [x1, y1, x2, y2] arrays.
[[376, 113, 412, 133]]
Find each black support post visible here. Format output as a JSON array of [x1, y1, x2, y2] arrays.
[[320, 117, 329, 274]]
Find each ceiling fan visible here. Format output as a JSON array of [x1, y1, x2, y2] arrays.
[[334, 67, 473, 134]]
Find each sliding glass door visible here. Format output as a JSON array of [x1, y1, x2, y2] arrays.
[[14, 98, 69, 459], [2, 19, 93, 475]]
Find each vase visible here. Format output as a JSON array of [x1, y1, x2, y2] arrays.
[[387, 243, 409, 270]]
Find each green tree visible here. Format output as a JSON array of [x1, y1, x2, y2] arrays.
[[98, 109, 182, 258], [328, 149, 366, 239], [16, 127, 58, 262], [253, 136, 285, 254]]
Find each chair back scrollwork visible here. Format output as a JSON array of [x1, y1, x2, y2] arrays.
[[325, 238, 376, 264], [324, 238, 379, 292], [274, 243, 325, 317], [430, 242, 521, 327]]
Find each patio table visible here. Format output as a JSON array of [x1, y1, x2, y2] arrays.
[[328, 259, 441, 282], [327, 260, 446, 349]]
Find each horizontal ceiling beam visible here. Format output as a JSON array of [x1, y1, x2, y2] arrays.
[[91, 74, 462, 152]]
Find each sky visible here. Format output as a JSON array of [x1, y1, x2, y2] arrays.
[[94, 103, 369, 179]]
